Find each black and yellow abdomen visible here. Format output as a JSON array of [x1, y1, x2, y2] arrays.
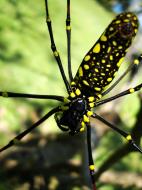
[[73, 12, 139, 98]]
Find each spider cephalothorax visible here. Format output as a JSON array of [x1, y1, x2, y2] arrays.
[[55, 96, 88, 135]]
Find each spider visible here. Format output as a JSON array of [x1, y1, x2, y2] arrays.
[[0, 0, 142, 189]]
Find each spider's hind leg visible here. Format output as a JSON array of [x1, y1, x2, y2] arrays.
[[93, 113, 142, 153]]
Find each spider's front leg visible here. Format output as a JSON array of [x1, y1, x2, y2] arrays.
[[86, 122, 97, 190], [0, 107, 60, 153], [0, 91, 64, 101]]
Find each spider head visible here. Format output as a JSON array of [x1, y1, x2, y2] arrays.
[[55, 98, 87, 135]]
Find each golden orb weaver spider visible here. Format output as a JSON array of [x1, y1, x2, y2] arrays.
[[0, 0, 142, 189]]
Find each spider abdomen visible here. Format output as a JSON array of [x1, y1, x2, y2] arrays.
[[74, 12, 139, 98]]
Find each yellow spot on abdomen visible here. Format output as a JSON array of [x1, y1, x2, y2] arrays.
[[115, 20, 121, 24], [101, 73, 105, 76], [84, 64, 89, 70], [107, 78, 112, 82], [126, 13, 131, 17], [79, 67, 83, 77], [110, 55, 113, 60], [106, 64, 111, 67], [124, 19, 129, 22], [113, 71, 117, 77], [75, 89, 81, 96], [94, 77, 98, 81], [93, 43, 101, 53], [71, 81, 76, 86], [102, 59, 106, 63], [83, 80, 89, 86], [94, 87, 101, 91], [113, 41, 117, 46], [94, 68, 99, 72], [107, 47, 111, 53], [84, 55, 91, 61], [118, 46, 123, 49], [117, 57, 124, 67], [70, 92, 76, 98], [101, 35, 107, 41]]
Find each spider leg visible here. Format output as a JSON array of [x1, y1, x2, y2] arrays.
[[102, 54, 142, 96], [54, 114, 69, 131], [86, 123, 97, 190], [95, 83, 142, 107], [66, 0, 73, 82], [0, 91, 64, 101], [0, 106, 60, 153], [44, 0, 71, 93], [92, 113, 142, 153]]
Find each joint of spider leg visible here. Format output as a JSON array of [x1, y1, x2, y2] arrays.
[[129, 88, 135, 93], [87, 111, 93, 117], [70, 92, 76, 98], [1, 91, 8, 98], [46, 16, 51, 23], [83, 114, 90, 123], [79, 111, 93, 133], [133, 58, 140, 65], [131, 54, 142, 67], [96, 93, 102, 101], [66, 19, 71, 31], [66, 25, 71, 31], [89, 164, 95, 175], [63, 97, 70, 103], [60, 105, 69, 111], [125, 134, 132, 142], [9, 138, 20, 147], [138, 54, 142, 62], [53, 50, 59, 57], [129, 84, 142, 93], [125, 134, 142, 153], [89, 102, 95, 108]]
